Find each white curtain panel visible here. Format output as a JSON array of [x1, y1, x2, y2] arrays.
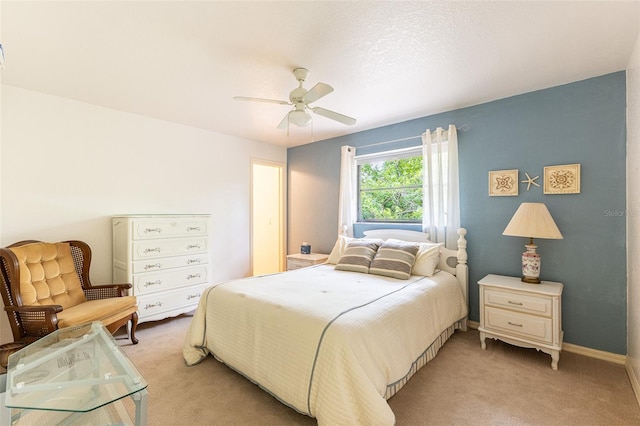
[[422, 125, 460, 249], [338, 145, 357, 236]]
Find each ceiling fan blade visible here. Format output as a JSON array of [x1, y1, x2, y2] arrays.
[[303, 83, 333, 104], [311, 107, 356, 126], [277, 112, 289, 130], [233, 96, 289, 105]]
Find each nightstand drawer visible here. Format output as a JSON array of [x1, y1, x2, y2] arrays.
[[484, 306, 553, 344], [485, 288, 552, 317], [287, 259, 311, 270], [286, 253, 329, 271]]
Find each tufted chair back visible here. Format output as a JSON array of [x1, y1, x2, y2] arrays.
[[9, 242, 87, 310], [0, 240, 139, 346]]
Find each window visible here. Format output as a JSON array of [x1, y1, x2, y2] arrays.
[[357, 147, 423, 222]]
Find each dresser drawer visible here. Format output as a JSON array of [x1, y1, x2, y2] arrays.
[[131, 253, 209, 274], [133, 237, 208, 260], [137, 285, 205, 319], [484, 306, 553, 344], [131, 218, 209, 240], [484, 288, 552, 317], [133, 265, 209, 295]]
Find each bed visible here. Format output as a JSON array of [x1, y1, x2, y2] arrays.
[[183, 228, 468, 425]]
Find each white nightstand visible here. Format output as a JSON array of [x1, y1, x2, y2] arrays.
[[286, 253, 329, 271], [478, 274, 564, 370]]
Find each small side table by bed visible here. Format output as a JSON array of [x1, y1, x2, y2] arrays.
[[286, 253, 329, 270], [478, 274, 563, 370]]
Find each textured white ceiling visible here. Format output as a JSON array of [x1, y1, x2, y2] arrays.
[[1, 1, 638, 147]]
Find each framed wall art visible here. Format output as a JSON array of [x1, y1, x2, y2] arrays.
[[544, 163, 581, 194], [489, 169, 519, 196]]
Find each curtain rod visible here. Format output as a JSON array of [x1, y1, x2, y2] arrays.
[[355, 124, 469, 150]]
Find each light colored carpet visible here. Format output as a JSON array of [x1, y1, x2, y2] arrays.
[[118, 315, 640, 425]]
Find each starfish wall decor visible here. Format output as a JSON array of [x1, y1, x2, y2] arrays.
[[521, 172, 540, 191]]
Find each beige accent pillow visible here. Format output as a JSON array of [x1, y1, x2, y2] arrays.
[[334, 239, 381, 274], [369, 240, 419, 280]]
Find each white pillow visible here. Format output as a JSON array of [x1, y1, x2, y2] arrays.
[[387, 239, 442, 276], [363, 229, 431, 242], [327, 235, 354, 264]]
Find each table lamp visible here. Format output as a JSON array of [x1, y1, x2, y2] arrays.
[[502, 202, 563, 283]]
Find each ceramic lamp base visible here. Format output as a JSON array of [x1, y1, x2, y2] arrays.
[[521, 244, 541, 284]]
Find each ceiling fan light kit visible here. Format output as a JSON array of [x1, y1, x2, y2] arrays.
[[288, 110, 312, 127], [234, 67, 356, 130]]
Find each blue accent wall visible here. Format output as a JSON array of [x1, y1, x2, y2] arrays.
[[287, 72, 627, 354]]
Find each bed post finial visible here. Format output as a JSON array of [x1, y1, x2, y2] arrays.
[[456, 228, 467, 265]]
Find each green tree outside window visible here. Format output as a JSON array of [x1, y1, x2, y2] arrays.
[[358, 156, 423, 222]]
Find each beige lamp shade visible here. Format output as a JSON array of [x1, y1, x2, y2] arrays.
[[503, 203, 563, 240]]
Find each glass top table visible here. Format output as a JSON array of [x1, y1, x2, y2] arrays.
[[4, 322, 147, 425]]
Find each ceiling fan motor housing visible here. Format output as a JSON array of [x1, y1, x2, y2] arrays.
[[289, 87, 308, 103]]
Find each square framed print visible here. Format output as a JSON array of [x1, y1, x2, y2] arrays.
[[488, 169, 519, 196], [544, 164, 581, 194]]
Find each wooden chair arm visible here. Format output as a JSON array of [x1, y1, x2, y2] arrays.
[[84, 283, 132, 300], [4, 305, 62, 339]]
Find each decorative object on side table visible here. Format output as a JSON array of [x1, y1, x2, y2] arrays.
[[544, 163, 581, 194], [488, 169, 519, 196], [502, 202, 563, 283], [478, 274, 563, 370]]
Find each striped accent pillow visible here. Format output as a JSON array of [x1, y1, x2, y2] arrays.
[[334, 240, 381, 274], [369, 240, 419, 280]]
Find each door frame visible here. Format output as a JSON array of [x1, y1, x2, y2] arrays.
[[250, 158, 286, 275]]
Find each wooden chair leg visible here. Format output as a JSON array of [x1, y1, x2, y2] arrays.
[[130, 311, 139, 345]]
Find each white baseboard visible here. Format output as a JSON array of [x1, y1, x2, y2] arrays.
[[467, 320, 480, 329], [627, 360, 640, 407], [562, 342, 626, 364], [465, 320, 626, 364]]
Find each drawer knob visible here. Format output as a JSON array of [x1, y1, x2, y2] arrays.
[[144, 302, 163, 310], [508, 321, 523, 327], [144, 263, 162, 270], [186, 258, 201, 264], [144, 227, 162, 234], [144, 280, 162, 287], [187, 293, 201, 300], [186, 244, 201, 250], [187, 274, 201, 280], [144, 247, 161, 254], [186, 226, 201, 232], [508, 300, 524, 306]]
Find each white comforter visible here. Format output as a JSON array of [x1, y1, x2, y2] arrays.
[[183, 265, 467, 425]]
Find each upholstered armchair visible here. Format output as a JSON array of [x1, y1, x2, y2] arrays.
[[0, 240, 139, 346]]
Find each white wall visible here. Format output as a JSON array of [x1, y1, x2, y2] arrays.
[[0, 85, 286, 343], [627, 25, 640, 402]]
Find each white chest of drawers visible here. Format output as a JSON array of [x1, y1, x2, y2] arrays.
[[478, 274, 563, 370], [112, 215, 211, 324]]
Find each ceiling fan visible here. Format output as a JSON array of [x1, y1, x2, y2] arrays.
[[233, 68, 356, 130]]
